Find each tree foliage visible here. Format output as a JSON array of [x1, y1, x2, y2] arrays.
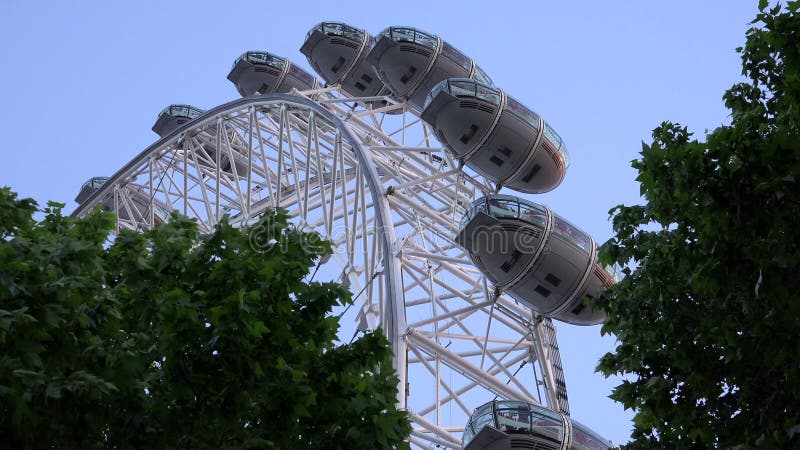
[[596, 2, 800, 448], [0, 187, 411, 449]]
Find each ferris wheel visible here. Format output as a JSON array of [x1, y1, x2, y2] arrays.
[[72, 22, 616, 450]]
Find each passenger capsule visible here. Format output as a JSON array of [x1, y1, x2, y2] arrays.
[[227, 51, 319, 97], [300, 22, 394, 111], [151, 104, 205, 138], [365, 26, 493, 111], [463, 400, 612, 450], [456, 195, 617, 326], [151, 105, 246, 174], [75, 176, 169, 224], [422, 78, 569, 194]]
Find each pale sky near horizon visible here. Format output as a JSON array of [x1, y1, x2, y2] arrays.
[[0, 1, 760, 445]]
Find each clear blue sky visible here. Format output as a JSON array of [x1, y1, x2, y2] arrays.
[[0, 1, 759, 444]]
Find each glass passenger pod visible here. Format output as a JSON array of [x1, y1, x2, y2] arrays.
[[456, 195, 549, 289], [75, 176, 110, 204], [366, 26, 491, 111], [505, 210, 601, 325], [151, 104, 205, 138], [300, 22, 395, 111], [421, 78, 503, 160], [501, 100, 568, 194], [571, 419, 615, 450], [458, 195, 607, 325], [503, 120, 570, 193], [462, 400, 612, 450], [300, 23, 369, 86], [227, 51, 319, 98], [74, 176, 170, 224], [151, 105, 247, 176], [566, 261, 620, 325], [422, 78, 567, 193]]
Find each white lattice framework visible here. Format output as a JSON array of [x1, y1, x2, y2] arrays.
[[72, 88, 571, 449]]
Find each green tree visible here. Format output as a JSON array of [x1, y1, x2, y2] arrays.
[[596, 2, 800, 448], [0, 187, 411, 449]]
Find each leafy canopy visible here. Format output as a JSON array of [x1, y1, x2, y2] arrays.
[[0, 187, 410, 449], [596, 2, 800, 448]]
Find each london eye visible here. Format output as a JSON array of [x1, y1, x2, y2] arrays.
[[71, 22, 616, 449]]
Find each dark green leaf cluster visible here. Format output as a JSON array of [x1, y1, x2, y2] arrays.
[[595, 2, 800, 448], [0, 187, 410, 449]]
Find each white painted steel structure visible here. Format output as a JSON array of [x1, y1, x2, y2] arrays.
[[71, 86, 572, 449]]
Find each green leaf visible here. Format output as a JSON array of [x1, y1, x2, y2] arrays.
[[0, 191, 410, 448], [598, 3, 800, 447]]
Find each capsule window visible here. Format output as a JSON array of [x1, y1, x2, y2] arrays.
[[498, 147, 512, 157], [331, 57, 346, 74], [534, 285, 551, 297], [400, 66, 417, 84], [487, 198, 518, 219], [553, 216, 593, 253], [489, 155, 504, 166], [450, 80, 477, 98], [440, 41, 471, 72], [361, 73, 373, 84], [355, 82, 366, 91], [507, 96, 541, 130], [474, 66, 493, 85], [259, 83, 270, 94], [571, 302, 586, 315], [522, 164, 541, 183], [544, 273, 561, 287], [436, 129, 450, 146], [459, 124, 479, 144], [476, 85, 501, 104], [544, 123, 563, 148], [501, 250, 522, 272], [519, 202, 547, 227]]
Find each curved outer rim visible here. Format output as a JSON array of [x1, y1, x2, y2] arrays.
[[71, 93, 409, 405]]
